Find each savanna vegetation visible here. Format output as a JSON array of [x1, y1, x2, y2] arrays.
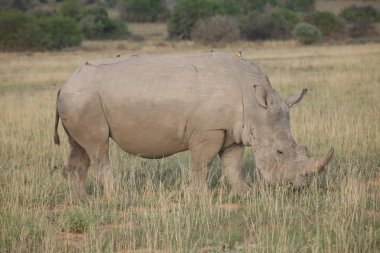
[[0, 37, 379, 252], [1, 0, 379, 51]]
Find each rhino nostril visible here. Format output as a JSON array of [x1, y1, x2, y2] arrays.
[[276, 150, 283, 155]]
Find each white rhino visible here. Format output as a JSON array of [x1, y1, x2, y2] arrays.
[[54, 52, 333, 199]]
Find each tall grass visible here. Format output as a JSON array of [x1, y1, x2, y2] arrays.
[[0, 41, 379, 252]]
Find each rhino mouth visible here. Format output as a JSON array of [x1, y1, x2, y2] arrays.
[[255, 147, 335, 188]]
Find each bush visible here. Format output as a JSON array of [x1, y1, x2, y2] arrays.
[[271, 8, 300, 27], [38, 15, 82, 49], [119, 0, 169, 22], [292, 22, 321, 44], [241, 9, 299, 40], [0, 10, 49, 51], [80, 7, 128, 39], [304, 11, 344, 38], [347, 21, 376, 38], [191, 15, 240, 44], [168, 0, 239, 39], [58, 0, 85, 21], [236, 0, 277, 14], [215, 0, 240, 16], [340, 5, 380, 38], [0, 0, 33, 11], [279, 0, 315, 12], [340, 5, 380, 23]]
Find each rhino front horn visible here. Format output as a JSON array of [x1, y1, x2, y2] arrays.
[[308, 148, 334, 175]]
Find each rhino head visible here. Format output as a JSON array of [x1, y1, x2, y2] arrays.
[[249, 84, 333, 187]]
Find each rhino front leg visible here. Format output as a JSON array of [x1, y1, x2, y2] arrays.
[[189, 130, 225, 195], [219, 145, 250, 195]]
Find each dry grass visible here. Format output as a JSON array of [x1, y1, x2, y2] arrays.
[[128, 22, 168, 41], [0, 40, 379, 252]]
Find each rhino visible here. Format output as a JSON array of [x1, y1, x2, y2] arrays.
[[54, 52, 333, 200]]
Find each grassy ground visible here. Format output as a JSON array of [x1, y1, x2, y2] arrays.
[[0, 40, 379, 252]]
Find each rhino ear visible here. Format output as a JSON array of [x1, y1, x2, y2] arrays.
[[286, 89, 307, 108], [254, 85, 268, 108]]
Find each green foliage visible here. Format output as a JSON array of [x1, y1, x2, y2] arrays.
[[119, 0, 169, 22], [340, 5, 380, 23], [304, 11, 344, 37], [292, 22, 321, 44], [347, 21, 376, 38], [61, 208, 98, 233], [0, 2, 130, 50], [241, 8, 299, 40], [340, 5, 380, 38], [103, 0, 118, 7], [0, 10, 49, 51], [279, 0, 314, 12], [80, 7, 128, 40], [58, 0, 85, 21], [38, 15, 82, 49], [1, 0, 33, 11], [236, 0, 277, 14], [191, 15, 240, 44], [215, 0, 240, 16], [60, 207, 116, 233], [271, 8, 300, 27], [168, 0, 240, 39], [168, 0, 218, 39]]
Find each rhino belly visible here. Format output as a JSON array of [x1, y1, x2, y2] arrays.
[[102, 94, 190, 158]]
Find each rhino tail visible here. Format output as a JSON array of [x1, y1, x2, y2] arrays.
[[54, 89, 61, 145]]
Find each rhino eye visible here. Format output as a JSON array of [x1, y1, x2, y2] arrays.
[[276, 150, 283, 155]]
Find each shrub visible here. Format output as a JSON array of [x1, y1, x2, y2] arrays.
[[103, 0, 118, 7], [215, 0, 240, 16], [340, 5, 380, 23], [340, 5, 380, 38], [347, 21, 376, 38], [38, 15, 82, 49], [119, 0, 169, 22], [191, 15, 240, 44], [80, 7, 128, 39], [270, 8, 300, 27], [292, 22, 321, 44], [58, 0, 85, 21], [61, 208, 97, 233], [0, 10, 49, 51], [241, 9, 299, 40], [304, 11, 344, 38], [168, 0, 239, 39], [1, 0, 32, 11], [236, 0, 277, 14], [279, 0, 315, 12]]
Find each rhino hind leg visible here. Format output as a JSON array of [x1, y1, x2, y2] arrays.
[[60, 92, 114, 198], [63, 136, 90, 203], [188, 130, 225, 195], [85, 141, 114, 198], [219, 145, 250, 195]]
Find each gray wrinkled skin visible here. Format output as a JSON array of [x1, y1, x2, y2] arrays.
[[54, 52, 333, 200]]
